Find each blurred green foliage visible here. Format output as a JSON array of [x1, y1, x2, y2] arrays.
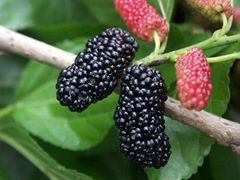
[[0, 0, 240, 179]]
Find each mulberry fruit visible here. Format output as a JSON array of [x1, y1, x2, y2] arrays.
[[115, 0, 168, 42], [56, 28, 138, 112], [114, 64, 171, 168], [185, 0, 233, 22], [233, 7, 240, 25], [175, 48, 213, 111]]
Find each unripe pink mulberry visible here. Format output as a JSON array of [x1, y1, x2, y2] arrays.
[[186, 0, 233, 22], [175, 48, 213, 111], [233, 7, 240, 25], [115, 0, 168, 42]]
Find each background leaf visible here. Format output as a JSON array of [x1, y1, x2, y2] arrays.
[[234, 0, 240, 6], [0, 163, 10, 180], [36, 128, 147, 180], [209, 144, 240, 180], [0, 0, 97, 30], [0, 141, 35, 180], [205, 43, 238, 115], [0, 118, 93, 180], [0, 54, 27, 107], [24, 23, 107, 44], [0, 0, 32, 30], [29, 0, 95, 25], [80, 0, 122, 26]]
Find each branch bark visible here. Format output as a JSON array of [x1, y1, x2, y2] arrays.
[[1, 25, 240, 155], [0, 26, 75, 69]]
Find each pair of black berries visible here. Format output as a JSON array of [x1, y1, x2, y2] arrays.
[[56, 28, 171, 168]]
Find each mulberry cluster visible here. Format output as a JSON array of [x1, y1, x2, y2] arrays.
[[56, 28, 138, 112], [185, 0, 233, 22], [176, 48, 213, 111], [115, 0, 168, 42], [114, 64, 171, 168]]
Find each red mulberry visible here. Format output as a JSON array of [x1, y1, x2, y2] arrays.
[[185, 0, 233, 22], [115, 0, 168, 42], [175, 48, 213, 111]]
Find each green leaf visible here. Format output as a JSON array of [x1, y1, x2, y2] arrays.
[[0, 0, 96, 30], [205, 61, 233, 115], [13, 78, 117, 150], [0, 118, 93, 180], [209, 145, 240, 180], [80, 0, 123, 26], [38, 128, 147, 180], [234, 0, 240, 6], [13, 38, 117, 150], [0, 140, 34, 180], [24, 23, 107, 44], [0, 164, 10, 180], [29, 0, 95, 25], [0, 0, 32, 30], [166, 24, 210, 52], [205, 43, 239, 115], [0, 54, 27, 107]]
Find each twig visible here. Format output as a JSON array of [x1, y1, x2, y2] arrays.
[[0, 26, 75, 69], [166, 98, 240, 155], [0, 25, 240, 155]]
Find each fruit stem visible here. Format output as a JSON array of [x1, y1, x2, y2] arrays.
[[221, 14, 233, 36], [158, 0, 167, 20], [167, 52, 240, 63], [158, 0, 170, 54], [207, 52, 240, 63], [221, 13, 228, 35], [153, 31, 161, 55], [135, 34, 240, 65], [0, 105, 13, 120]]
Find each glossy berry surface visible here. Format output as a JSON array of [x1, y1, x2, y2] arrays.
[[115, 0, 168, 42], [176, 48, 213, 111], [56, 28, 138, 112], [114, 64, 171, 168]]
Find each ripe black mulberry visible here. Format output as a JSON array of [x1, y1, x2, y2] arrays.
[[114, 64, 171, 168], [56, 28, 138, 112]]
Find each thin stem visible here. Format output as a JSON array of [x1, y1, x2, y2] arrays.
[[0, 106, 13, 119], [213, 14, 232, 38], [158, 0, 167, 20], [135, 34, 240, 66], [159, 38, 168, 54], [158, 0, 170, 54], [167, 52, 240, 63], [226, 16, 233, 33], [222, 13, 228, 28], [153, 31, 161, 55], [207, 52, 240, 63], [221, 13, 228, 35], [205, 34, 240, 48]]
